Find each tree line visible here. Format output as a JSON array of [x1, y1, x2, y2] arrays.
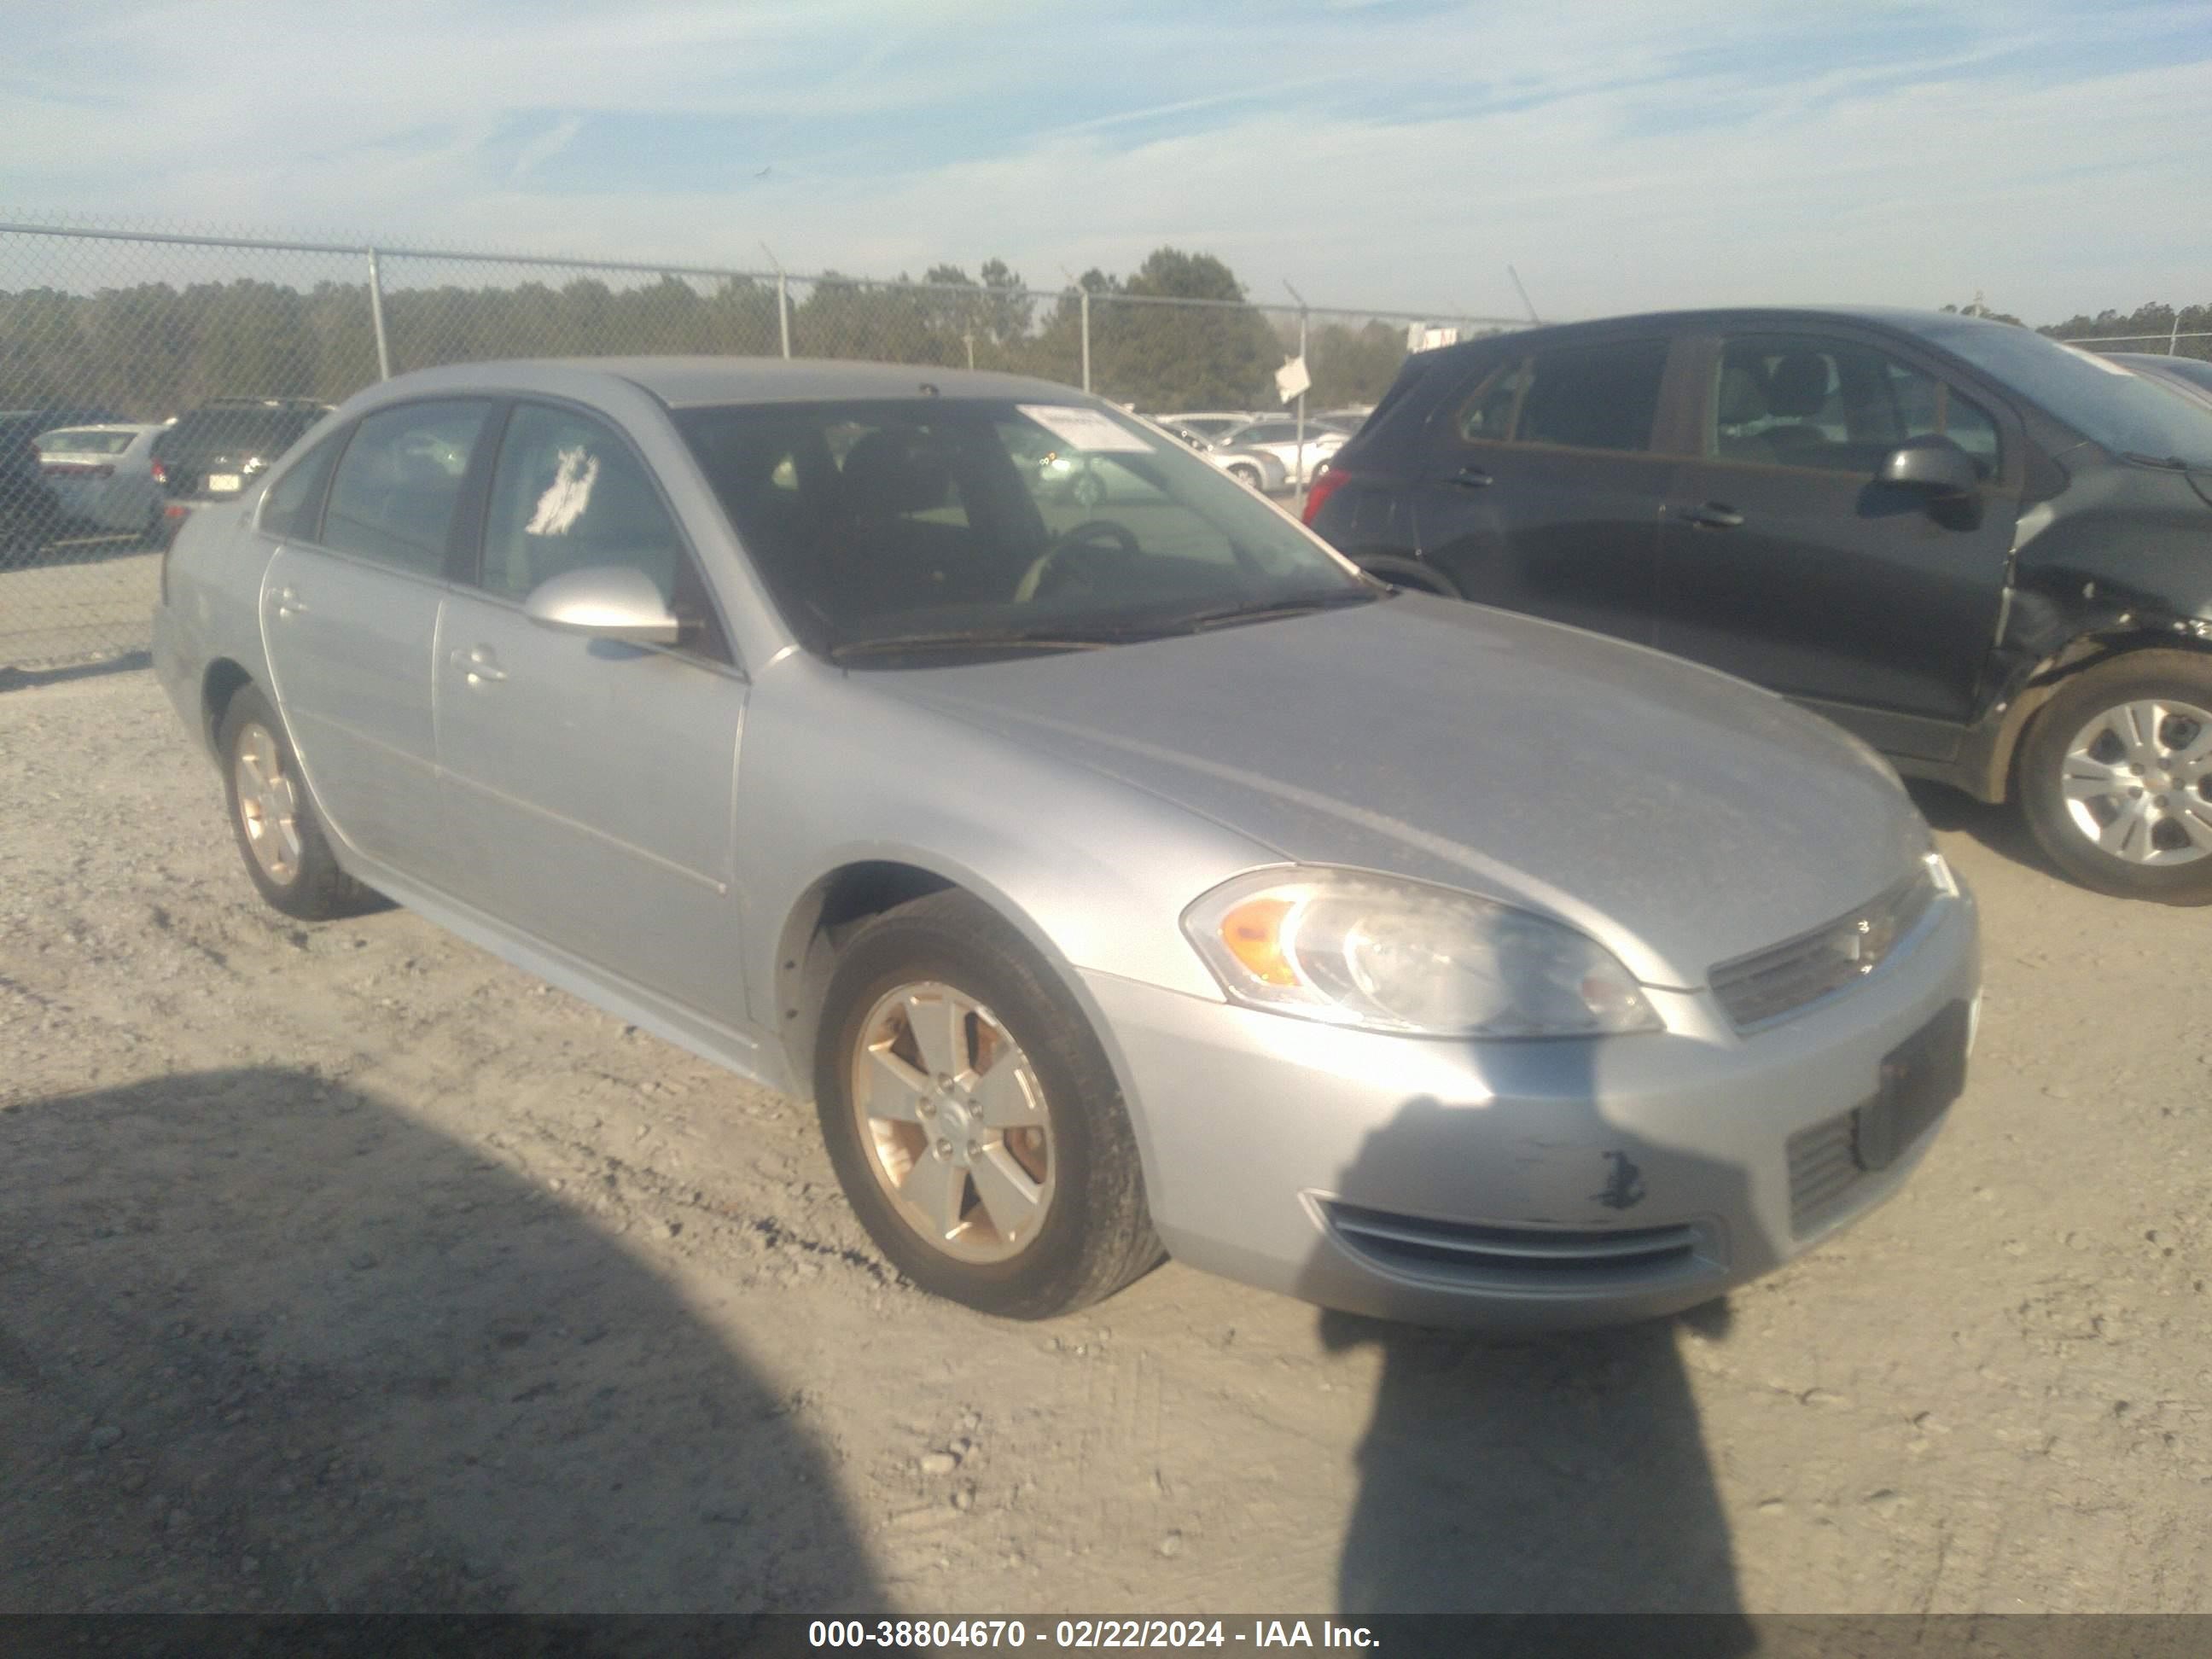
[[8, 240, 2202, 431], [0, 245, 1420, 424]]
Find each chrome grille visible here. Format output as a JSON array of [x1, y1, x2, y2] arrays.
[[1711, 864, 1941, 1033], [1318, 1200, 1716, 1289]]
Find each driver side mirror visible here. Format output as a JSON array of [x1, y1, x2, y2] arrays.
[[1878, 436, 1980, 499], [522, 564, 683, 645]]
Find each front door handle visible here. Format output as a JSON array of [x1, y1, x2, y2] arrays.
[[271, 585, 308, 620], [1447, 466, 1494, 490], [1675, 502, 1745, 529], [449, 644, 507, 685]]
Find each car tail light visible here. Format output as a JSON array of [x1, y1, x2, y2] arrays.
[[151, 458, 168, 484], [1301, 464, 1353, 526]]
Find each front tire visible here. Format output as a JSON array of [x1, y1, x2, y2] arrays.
[[218, 684, 375, 921], [813, 892, 1161, 1318], [2018, 649, 2212, 904]]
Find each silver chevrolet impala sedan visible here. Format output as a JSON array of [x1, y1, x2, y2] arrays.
[[152, 358, 1982, 1328]]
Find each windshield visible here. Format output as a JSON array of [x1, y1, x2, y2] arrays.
[[674, 397, 1374, 660], [1902, 316, 2212, 469]]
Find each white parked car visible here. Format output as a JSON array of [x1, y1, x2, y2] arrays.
[[36, 422, 168, 538], [1212, 416, 1345, 481], [1156, 411, 1261, 445]]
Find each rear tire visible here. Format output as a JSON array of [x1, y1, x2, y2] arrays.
[[813, 891, 1161, 1318], [218, 684, 377, 921], [2017, 649, 2212, 905]]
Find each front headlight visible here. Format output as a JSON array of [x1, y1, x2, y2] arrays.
[[1181, 868, 1661, 1039]]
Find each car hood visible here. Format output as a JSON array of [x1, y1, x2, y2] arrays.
[[889, 596, 1931, 988]]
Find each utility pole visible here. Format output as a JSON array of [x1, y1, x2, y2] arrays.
[[761, 241, 791, 359], [1284, 280, 1311, 493]]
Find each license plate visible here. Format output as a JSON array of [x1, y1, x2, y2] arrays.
[[207, 474, 242, 493], [1853, 1000, 1971, 1171]]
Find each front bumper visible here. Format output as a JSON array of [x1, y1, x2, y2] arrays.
[[1085, 887, 1980, 1329]]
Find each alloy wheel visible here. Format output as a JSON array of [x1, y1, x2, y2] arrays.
[[848, 981, 1056, 1263], [233, 720, 304, 885]]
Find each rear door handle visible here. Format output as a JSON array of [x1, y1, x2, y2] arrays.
[[271, 585, 308, 619], [449, 644, 506, 685], [1675, 502, 1744, 529], [1447, 466, 1494, 490]]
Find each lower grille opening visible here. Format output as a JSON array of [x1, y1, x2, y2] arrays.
[[1786, 1113, 1862, 1235], [1318, 1199, 1715, 1291]]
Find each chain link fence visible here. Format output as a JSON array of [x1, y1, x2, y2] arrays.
[[1, 215, 1520, 672]]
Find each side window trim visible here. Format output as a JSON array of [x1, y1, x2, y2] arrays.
[[474, 395, 741, 672], [447, 399, 514, 586]]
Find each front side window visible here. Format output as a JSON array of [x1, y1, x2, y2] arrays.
[[259, 428, 346, 540], [1452, 339, 1668, 453], [1895, 315, 2212, 470], [675, 398, 1374, 661], [480, 405, 689, 604], [1708, 334, 2001, 477], [321, 400, 490, 575]]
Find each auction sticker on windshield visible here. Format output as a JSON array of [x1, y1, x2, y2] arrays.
[[1020, 404, 1155, 453]]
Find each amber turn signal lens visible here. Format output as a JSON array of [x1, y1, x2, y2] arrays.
[[1219, 897, 1299, 987]]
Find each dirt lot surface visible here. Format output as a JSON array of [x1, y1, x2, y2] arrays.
[[3, 668, 2208, 1618]]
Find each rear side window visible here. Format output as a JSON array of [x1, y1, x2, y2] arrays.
[[321, 400, 491, 576], [40, 428, 136, 455], [1452, 339, 1669, 453], [259, 428, 346, 540]]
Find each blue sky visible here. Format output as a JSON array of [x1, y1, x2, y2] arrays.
[[6, 0, 2211, 323]]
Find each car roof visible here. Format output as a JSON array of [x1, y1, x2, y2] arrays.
[[1425, 305, 2026, 356], [361, 356, 1091, 410], [38, 422, 162, 436]]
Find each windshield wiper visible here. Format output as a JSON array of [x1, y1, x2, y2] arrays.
[[827, 629, 1121, 661], [1139, 585, 1390, 636], [2122, 451, 2207, 472]]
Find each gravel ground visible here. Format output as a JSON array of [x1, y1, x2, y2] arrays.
[[1, 667, 2208, 1617], [0, 540, 162, 673]]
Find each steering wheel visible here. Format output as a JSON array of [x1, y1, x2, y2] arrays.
[[1015, 519, 1141, 603]]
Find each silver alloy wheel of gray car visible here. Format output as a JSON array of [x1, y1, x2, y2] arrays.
[[849, 981, 1057, 1264], [232, 719, 304, 885], [2059, 696, 2212, 864]]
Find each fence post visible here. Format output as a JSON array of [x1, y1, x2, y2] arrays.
[[366, 247, 393, 381], [2171, 316, 2182, 356], [1080, 288, 1092, 394], [1284, 282, 1310, 493], [776, 271, 792, 360]]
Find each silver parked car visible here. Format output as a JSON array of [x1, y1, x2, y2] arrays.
[[153, 358, 1981, 1328], [37, 422, 168, 538]]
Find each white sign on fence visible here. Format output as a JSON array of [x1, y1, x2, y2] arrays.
[[1274, 355, 1312, 402]]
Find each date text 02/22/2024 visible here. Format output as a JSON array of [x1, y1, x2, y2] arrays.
[[806, 1619, 1380, 1650]]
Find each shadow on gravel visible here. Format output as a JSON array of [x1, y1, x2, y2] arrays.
[[0, 650, 152, 695], [0, 1067, 883, 1615], [1905, 778, 2059, 883], [1301, 1091, 1757, 1651]]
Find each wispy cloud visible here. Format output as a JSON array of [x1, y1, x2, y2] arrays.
[[508, 114, 585, 184]]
